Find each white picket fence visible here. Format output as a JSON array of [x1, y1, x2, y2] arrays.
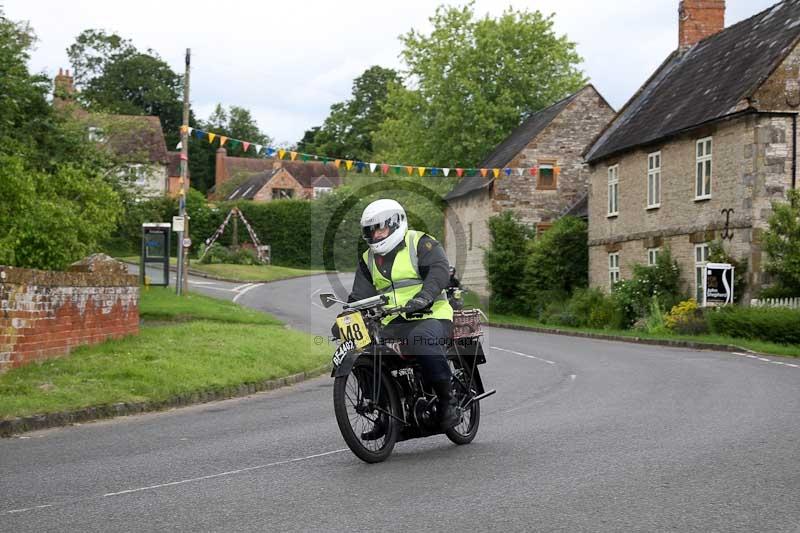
[[750, 297, 800, 309]]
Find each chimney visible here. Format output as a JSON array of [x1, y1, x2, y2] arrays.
[[53, 68, 75, 109], [679, 0, 725, 49], [215, 147, 228, 192]]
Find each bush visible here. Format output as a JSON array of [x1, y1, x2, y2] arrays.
[[664, 299, 709, 335], [707, 306, 800, 345], [613, 248, 684, 327], [484, 212, 533, 314], [567, 288, 626, 330], [764, 189, 800, 295], [523, 216, 588, 314]]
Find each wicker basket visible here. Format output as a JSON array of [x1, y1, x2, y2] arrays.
[[452, 309, 483, 339]]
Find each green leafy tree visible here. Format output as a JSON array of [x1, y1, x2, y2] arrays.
[[373, 3, 585, 167], [764, 189, 800, 295], [0, 12, 121, 269], [484, 211, 533, 314], [522, 216, 588, 315], [612, 249, 683, 327], [67, 29, 185, 147], [301, 66, 400, 160]]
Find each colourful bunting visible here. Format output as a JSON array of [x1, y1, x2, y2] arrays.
[[480, 168, 488, 177], [219, 136, 228, 147], [302, 154, 310, 162], [334, 159, 341, 169], [492, 168, 500, 178], [554, 166, 561, 177], [456, 168, 464, 177], [381, 163, 389, 175], [207, 133, 216, 144], [242, 141, 250, 152], [369, 163, 377, 173], [504, 168, 512, 176], [289, 151, 297, 161], [254, 143, 262, 154], [530, 167, 538, 177], [278, 148, 286, 160], [394, 166, 402, 175], [416, 166, 425, 176], [443, 168, 451, 177], [406, 166, 413, 175], [346, 160, 354, 170]]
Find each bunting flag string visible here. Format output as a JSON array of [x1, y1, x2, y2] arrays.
[[182, 126, 560, 180]]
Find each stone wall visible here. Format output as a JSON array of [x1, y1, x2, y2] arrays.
[[0, 255, 139, 373], [444, 190, 493, 297], [587, 113, 796, 300], [253, 169, 304, 201], [493, 85, 616, 226]]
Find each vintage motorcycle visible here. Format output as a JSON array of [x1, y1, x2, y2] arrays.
[[320, 292, 495, 463]]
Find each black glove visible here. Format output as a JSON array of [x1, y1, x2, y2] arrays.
[[404, 293, 434, 313]]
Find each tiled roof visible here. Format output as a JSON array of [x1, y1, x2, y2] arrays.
[[279, 161, 340, 188], [87, 114, 169, 164], [223, 155, 275, 179], [225, 171, 277, 200], [585, 0, 800, 163]]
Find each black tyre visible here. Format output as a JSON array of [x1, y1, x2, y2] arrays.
[[333, 357, 402, 463], [445, 361, 481, 445]]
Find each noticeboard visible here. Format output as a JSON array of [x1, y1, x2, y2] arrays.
[[141, 223, 171, 286], [704, 262, 734, 306]]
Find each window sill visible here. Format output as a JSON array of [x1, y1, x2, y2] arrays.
[[646, 204, 660, 211], [694, 196, 712, 202], [606, 213, 619, 219]]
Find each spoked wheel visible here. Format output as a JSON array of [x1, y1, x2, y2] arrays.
[[445, 360, 481, 445], [333, 357, 402, 463]]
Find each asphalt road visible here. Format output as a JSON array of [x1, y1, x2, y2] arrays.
[[1, 269, 799, 532]]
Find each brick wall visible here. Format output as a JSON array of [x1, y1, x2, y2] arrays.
[[0, 255, 139, 373], [252, 168, 304, 201], [678, 0, 725, 49]]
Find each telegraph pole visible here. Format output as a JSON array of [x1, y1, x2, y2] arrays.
[[177, 48, 191, 295]]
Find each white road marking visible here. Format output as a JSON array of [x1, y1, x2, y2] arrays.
[[569, 374, 577, 381], [232, 283, 263, 303], [747, 355, 759, 359], [2, 449, 349, 515], [770, 361, 785, 365], [188, 280, 218, 286], [786, 364, 799, 368], [758, 358, 771, 362], [732, 352, 749, 356], [491, 346, 555, 365], [103, 449, 347, 498], [232, 283, 254, 292]]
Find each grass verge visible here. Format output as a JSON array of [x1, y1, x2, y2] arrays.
[[118, 256, 323, 282], [485, 311, 800, 358], [0, 289, 329, 420]]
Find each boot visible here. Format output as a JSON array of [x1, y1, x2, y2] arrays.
[[432, 379, 460, 430], [361, 414, 387, 441]]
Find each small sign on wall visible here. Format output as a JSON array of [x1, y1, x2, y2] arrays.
[[172, 216, 185, 233], [704, 262, 734, 306]]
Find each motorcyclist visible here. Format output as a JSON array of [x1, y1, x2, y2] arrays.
[[448, 266, 461, 289], [334, 199, 458, 439]]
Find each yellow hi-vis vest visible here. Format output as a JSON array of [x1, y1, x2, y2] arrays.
[[363, 230, 453, 325]]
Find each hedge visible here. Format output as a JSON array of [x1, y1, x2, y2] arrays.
[[707, 306, 800, 345]]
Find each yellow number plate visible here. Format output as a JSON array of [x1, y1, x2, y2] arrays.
[[336, 311, 371, 349]]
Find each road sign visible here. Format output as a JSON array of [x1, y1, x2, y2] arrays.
[[182, 237, 192, 248], [172, 216, 185, 232], [705, 262, 734, 306]]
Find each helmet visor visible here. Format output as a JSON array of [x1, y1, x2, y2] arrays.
[[362, 213, 403, 244]]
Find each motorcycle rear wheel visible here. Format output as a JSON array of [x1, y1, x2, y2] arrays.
[[333, 357, 402, 463]]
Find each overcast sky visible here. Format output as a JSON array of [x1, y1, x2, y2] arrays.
[[4, 0, 779, 146]]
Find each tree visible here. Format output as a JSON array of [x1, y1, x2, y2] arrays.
[[522, 216, 588, 314], [764, 189, 800, 295], [300, 66, 400, 160], [0, 12, 121, 269], [373, 3, 586, 167], [189, 104, 273, 193], [484, 211, 533, 314], [67, 29, 184, 147]]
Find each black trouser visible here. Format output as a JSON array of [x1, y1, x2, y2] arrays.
[[381, 318, 453, 384]]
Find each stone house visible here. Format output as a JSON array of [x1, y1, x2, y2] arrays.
[[224, 161, 341, 201], [54, 69, 171, 198], [584, 0, 800, 304], [443, 85, 616, 296]]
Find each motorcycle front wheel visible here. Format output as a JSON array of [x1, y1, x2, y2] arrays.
[[333, 357, 402, 463]]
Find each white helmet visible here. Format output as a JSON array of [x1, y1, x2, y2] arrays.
[[360, 199, 408, 255]]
